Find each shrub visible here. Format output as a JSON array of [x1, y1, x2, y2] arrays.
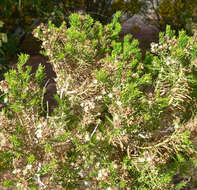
[[0, 12, 197, 189]]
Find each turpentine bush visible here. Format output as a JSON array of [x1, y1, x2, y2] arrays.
[[0, 12, 197, 189]]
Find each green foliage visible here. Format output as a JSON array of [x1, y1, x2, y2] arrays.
[[0, 13, 197, 189], [158, 0, 197, 33], [145, 0, 197, 34], [0, 21, 8, 76], [0, 21, 7, 48]]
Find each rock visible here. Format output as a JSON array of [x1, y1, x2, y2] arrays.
[[120, 14, 159, 54]]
